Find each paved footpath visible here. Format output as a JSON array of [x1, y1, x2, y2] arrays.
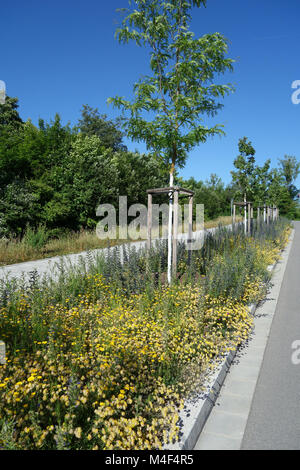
[[0, 241, 150, 284], [195, 221, 300, 450]]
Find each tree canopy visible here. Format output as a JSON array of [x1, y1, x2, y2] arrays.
[[108, 0, 235, 178]]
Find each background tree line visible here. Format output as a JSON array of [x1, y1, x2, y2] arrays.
[[0, 97, 169, 238], [0, 97, 299, 239]]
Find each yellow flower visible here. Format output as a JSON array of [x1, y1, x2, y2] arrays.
[[74, 427, 82, 439]]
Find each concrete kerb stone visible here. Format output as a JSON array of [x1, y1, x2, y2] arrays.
[[165, 227, 294, 451], [166, 348, 238, 451], [0, 341, 5, 365]]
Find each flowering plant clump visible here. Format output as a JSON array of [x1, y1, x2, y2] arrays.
[[0, 220, 291, 449]]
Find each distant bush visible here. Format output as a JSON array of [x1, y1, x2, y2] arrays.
[[23, 224, 49, 250]]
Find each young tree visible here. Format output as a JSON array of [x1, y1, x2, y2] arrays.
[[108, 0, 235, 282], [231, 137, 256, 232], [278, 155, 300, 199], [231, 137, 256, 200], [253, 159, 271, 207]]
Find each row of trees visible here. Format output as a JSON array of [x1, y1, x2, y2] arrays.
[[180, 144, 300, 222], [230, 137, 300, 217], [0, 96, 299, 238]]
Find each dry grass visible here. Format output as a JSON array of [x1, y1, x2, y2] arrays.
[[0, 232, 129, 267], [203, 215, 243, 229]]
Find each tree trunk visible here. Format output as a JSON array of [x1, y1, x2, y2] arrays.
[[167, 163, 175, 284], [244, 193, 247, 235]]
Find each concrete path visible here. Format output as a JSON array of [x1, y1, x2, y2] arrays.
[[241, 221, 300, 450], [195, 221, 300, 450], [0, 240, 147, 283]]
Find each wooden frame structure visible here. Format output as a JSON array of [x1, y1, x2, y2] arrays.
[[146, 186, 194, 276], [256, 205, 279, 223], [256, 204, 267, 223], [233, 201, 279, 232], [232, 201, 253, 234]]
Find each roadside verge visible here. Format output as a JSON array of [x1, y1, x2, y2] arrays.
[[165, 227, 295, 450]]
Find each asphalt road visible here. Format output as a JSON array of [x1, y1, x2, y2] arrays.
[[241, 221, 300, 450]]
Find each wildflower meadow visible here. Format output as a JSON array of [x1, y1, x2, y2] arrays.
[[0, 219, 291, 449]]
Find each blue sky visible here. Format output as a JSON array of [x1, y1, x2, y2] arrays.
[[1, 0, 300, 187]]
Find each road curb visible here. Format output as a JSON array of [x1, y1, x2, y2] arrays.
[[165, 227, 294, 451]]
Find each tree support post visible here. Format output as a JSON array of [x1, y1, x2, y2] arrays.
[[244, 197, 247, 235], [147, 193, 152, 250], [232, 203, 236, 228], [172, 189, 179, 277], [147, 186, 194, 283], [187, 195, 193, 265], [247, 202, 251, 234], [0, 341, 5, 365]]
